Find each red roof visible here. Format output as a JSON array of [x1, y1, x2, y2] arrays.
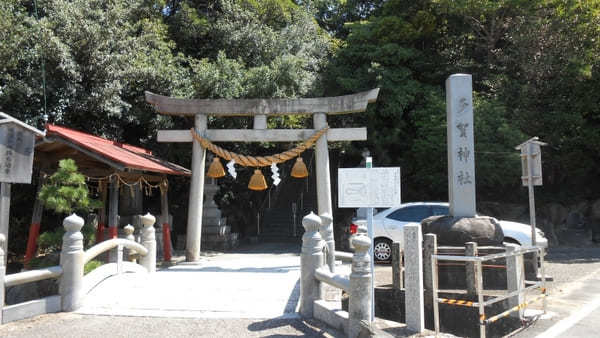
[[44, 124, 190, 176]]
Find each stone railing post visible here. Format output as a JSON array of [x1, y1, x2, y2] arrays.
[[348, 233, 372, 338], [139, 213, 156, 273], [392, 242, 402, 290], [465, 242, 478, 296], [319, 212, 335, 272], [59, 213, 85, 312], [506, 245, 524, 319], [0, 234, 5, 323], [124, 224, 136, 262], [423, 234, 437, 307], [300, 212, 324, 318]]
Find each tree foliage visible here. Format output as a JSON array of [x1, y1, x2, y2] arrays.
[[1, 0, 599, 250], [38, 159, 100, 214]]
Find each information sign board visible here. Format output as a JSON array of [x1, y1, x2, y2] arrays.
[[338, 167, 401, 208], [0, 125, 35, 184]]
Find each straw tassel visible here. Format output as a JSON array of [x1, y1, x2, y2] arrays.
[[248, 169, 268, 191], [291, 157, 308, 178], [207, 157, 226, 178]]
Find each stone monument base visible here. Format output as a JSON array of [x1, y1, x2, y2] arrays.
[[421, 215, 504, 246]]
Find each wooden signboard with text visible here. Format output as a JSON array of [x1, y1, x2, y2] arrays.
[[0, 124, 36, 184]]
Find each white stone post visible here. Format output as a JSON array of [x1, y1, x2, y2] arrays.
[[186, 114, 207, 262], [319, 212, 335, 272], [140, 213, 156, 273], [0, 234, 5, 323], [300, 212, 323, 318], [446, 74, 476, 217], [124, 224, 136, 262], [506, 246, 524, 319], [349, 233, 372, 338], [59, 213, 85, 312], [404, 224, 424, 333]]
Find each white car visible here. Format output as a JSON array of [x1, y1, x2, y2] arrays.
[[349, 202, 548, 262]]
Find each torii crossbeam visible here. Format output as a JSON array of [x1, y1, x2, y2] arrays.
[[146, 89, 379, 264]]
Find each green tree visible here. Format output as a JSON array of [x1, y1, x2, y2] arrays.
[[38, 159, 100, 214]]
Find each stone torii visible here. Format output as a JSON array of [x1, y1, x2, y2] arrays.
[[146, 89, 380, 264]]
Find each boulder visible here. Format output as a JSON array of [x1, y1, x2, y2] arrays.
[[421, 216, 504, 246], [540, 203, 568, 229]]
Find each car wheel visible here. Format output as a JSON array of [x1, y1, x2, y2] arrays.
[[374, 238, 392, 262]]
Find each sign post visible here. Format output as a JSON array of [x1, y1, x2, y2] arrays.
[[515, 137, 546, 277], [338, 163, 401, 322], [365, 157, 374, 321]]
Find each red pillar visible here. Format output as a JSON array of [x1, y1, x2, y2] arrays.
[[96, 180, 108, 244], [160, 178, 171, 262], [24, 174, 45, 266], [24, 223, 40, 265], [162, 223, 172, 261]]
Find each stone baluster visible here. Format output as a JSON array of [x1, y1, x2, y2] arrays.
[[300, 212, 324, 318], [124, 224, 136, 262], [349, 233, 372, 338], [59, 213, 85, 312], [139, 213, 157, 273], [319, 212, 335, 272], [465, 242, 478, 296], [0, 234, 5, 323]]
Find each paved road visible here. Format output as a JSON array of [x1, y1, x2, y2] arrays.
[[514, 247, 600, 338]]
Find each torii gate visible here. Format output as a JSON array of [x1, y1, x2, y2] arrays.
[[146, 89, 380, 264]]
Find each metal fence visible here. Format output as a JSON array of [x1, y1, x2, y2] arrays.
[[431, 246, 547, 338]]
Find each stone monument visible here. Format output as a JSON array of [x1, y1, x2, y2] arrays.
[[423, 74, 503, 245], [201, 178, 239, 250]]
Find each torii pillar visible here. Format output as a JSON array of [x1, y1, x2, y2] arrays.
[[146, 90, 380, 263]]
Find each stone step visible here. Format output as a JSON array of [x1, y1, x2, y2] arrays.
[[201, 217, 226, 227], [202, 225, 231, 236]]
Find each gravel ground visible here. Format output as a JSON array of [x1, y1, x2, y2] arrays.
[[537, 246, 600, 297], [0, 313, 345, 337]]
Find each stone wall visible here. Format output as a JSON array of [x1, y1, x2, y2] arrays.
[[479, 198, 600, 246]]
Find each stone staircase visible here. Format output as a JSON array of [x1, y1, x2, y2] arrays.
[[260, 158, 318, 242]]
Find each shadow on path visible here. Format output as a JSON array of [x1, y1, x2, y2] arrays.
[[247, 317, 343, 337]]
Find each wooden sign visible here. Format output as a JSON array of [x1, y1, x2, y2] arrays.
[[0, 124, 36, 184], [338, 167, 401, 208], [515, 137, 546, 187]]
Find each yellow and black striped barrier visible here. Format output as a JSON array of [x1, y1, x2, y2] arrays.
[[438, 298, 477, 307], [484, 293, 547, 324]]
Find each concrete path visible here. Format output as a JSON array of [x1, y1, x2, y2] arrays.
[[76, 243, 302, 319], [514, 250, 600, 338]]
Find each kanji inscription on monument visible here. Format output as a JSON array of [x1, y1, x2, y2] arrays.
[[0, 125, 35, 184], [446, 74, 476, 217]]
